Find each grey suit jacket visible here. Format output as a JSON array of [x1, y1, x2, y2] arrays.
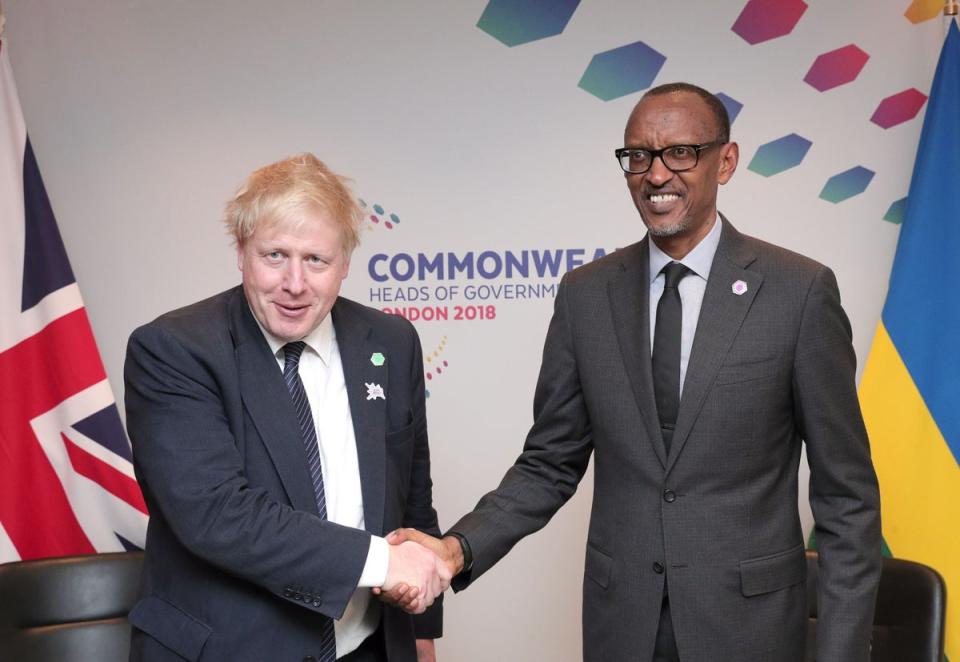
[[451, 218, 880, 662], [124, 287, 441, 661]]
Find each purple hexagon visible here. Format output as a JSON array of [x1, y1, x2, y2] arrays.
[[870, 88, 928, 128], [804, 44, 870, 91], [732, 0, 809, 45]]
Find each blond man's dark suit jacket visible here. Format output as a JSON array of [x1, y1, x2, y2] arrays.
[[451, 218, 881, 662], [124, 288, 441, 661]]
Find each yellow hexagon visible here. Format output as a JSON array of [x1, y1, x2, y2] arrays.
[[905, 0, 943, 23]]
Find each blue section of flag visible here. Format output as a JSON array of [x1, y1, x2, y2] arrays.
[[72, 405, 133, 462], [115, 532, 143, 552], [21, 137, 75, 312], [882, 20, 960, 466]]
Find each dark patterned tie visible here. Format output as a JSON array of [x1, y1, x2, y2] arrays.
[[282, 341, 336, 661], [652, 262, 691, 456]]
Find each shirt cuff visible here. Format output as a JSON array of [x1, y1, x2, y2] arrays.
[[357, 535, 390, 588]]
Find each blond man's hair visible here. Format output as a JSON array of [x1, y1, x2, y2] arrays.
[[224, 153, 362, 255]]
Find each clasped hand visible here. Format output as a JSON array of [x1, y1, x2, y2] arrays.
[[373, 529, 464, 614]]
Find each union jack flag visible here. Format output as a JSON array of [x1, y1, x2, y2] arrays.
[[0, 39, 147, 562]]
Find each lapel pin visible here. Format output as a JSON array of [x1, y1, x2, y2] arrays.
[[365, 382, 385, 401], [370, 352, 385, 367], [732, 280, 748, 296]]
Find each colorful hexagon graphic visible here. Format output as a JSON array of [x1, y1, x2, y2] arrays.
[[747, 133, 812, 176], [870, 88, 928, 128], [819, 166, 875, 203], [359, 198, 402, 230], [803, 44, 870, 91], [732, 0, 808, 45], [884, 197, 907, 224], [477, 0, 581, 47], [905, 0, 943, 23], [715, 92, 744, 125], [578, 41, 666, 101]]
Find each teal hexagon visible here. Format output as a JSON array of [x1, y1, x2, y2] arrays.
[[748, 134, 812, 177], [578, 41, 666, 102], [478, 0, 580, 47], [819, 166, 875, 203]]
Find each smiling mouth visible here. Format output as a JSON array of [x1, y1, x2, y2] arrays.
[[647, 193, 681, 204], [275, 302, 308, 316]]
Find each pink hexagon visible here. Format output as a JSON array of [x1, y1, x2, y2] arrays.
[[804, 44, 870, 91], [732, 0, 809, 45], [871, 88, 928, 128]]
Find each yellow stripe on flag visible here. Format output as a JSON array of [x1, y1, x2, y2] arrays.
[[860, 321, 960, 658]]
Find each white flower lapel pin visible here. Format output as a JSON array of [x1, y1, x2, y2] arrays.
[[365, 382, 385, 401]]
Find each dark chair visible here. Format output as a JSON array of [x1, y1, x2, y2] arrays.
[[806, 550, 946, 662], [0, 551, 144, 662]]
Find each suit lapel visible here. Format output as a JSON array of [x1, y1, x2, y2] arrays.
[[666, 218, 762, 472], [608, 240, 667, 467], [230, 289, 322, 516], [332, 299, 387, 537]]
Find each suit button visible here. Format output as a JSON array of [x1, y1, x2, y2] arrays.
[[312, 599, 321, 607], [304, 657, 317, 662], [284, 588, 294, 597], [663, 489, 676, 503], [294, 592, 303, 601], [653, 562, 664, 574]]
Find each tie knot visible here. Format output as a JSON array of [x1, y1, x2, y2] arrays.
[[662, 262, 691, 289], [282, 341, 306, 369]]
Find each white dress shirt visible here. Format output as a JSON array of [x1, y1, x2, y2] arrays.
[[257, 314, 390, 658], [648, 215, 723, 396]]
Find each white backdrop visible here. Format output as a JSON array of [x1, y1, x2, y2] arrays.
[[3, 1, 946, 659]]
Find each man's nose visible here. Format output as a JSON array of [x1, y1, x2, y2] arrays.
[[645, 155, 674, 185], [283, 261, 306, 293]]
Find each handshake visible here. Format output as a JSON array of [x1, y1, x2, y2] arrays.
[[373, 529, 466, 615]]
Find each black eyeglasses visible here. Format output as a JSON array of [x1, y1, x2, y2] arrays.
[[614, 141, 725, 174]]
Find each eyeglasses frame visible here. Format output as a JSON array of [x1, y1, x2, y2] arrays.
[[614, 141, 727, 174]]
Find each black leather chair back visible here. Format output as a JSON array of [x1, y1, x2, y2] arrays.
[[0, 551, 144, 662], [806, 550, 946, 662]]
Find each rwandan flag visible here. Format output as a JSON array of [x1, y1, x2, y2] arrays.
[[860, 19, 960, 660]]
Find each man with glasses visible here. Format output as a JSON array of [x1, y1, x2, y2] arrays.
[[390, 83, 881, 662]]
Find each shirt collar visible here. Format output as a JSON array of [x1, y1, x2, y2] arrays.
[[648, 214, 723, 284], [252, 310, 335, 367]]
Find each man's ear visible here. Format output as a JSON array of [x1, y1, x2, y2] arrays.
[[718, 141, 739, 185]]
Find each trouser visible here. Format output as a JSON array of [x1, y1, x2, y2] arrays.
[[652, 594, 680, 662]]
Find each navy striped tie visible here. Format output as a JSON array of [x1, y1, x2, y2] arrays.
[[282, 341, 336, 661]]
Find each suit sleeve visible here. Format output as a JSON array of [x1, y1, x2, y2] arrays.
[[124, 323, 370, 620], [793, 266, 882, 662], [402, 323, 444, 638], [450, 275, 594, 588]]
